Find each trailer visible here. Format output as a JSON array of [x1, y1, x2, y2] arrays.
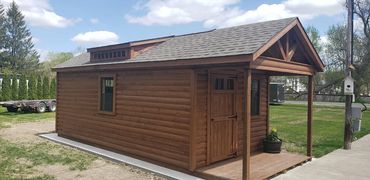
[[269, 82, 285, 104], [0, 99, 56, 113]]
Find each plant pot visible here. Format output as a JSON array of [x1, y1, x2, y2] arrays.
[[263, 140, 282, 153]]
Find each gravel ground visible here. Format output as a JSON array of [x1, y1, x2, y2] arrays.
[[0, 120, 166, 180]]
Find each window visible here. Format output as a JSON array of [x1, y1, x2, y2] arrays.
[[226, 79, 234, 90], [214, 78, 224, 90], [251, 79, 260, 116], [214, 78, 234, 90], [91, 49, 128, 62], [100, 76, 115, 112]]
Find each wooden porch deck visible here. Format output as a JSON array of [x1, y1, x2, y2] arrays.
[[195, 152, 311, 180]]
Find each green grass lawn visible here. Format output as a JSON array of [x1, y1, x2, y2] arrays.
[[270, 104, 370, 157], [0, 107, 55, 128], [0, 107, 97, 179], [0, 104, 369, 178]]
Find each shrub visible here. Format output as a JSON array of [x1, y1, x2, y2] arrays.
[[42, 76, 50, 99], [18, 74, 27, 100], [36, 76, 42, 99], [50, 78, 56, 99], [1, 74, 11, 101], [28, 75, 37, 100], [11, 75, 18, 100]]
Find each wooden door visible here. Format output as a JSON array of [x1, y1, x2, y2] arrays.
[[210, 75, 237, 163]]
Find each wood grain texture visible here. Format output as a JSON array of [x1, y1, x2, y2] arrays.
[[57, 66, 270, 172], [243, 68, 252, 180], [57, 69, 192, 170], [193, 67, 268, 170], [307, 75, 314, 157], [195, 152, 311, 180]]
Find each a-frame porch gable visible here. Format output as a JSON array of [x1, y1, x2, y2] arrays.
[[252, 18, 325, 72]]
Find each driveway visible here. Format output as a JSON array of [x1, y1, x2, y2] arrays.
[[273, 134, 370, 180]]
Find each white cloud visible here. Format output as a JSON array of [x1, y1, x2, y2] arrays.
[[90, 18, 100, 24], [71, 31, 119, 46], [126, 0, 345, 28], [1, 0, 81, 28], [283, 0, 345, 17]]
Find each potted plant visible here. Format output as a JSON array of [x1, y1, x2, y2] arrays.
[[263, 128, 282, 153]]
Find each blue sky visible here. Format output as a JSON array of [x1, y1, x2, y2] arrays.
[[0, 0, 347, 61]]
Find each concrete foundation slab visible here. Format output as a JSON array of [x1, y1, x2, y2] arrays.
[[40, 133, 202, 180]]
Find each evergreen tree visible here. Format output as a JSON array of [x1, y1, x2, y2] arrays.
[[28, 75, 36, 100], [50, 78, 56, 99], [11, 74, 18, 100], [1, 74, 11, 101], [4, 2, 39, 72], [42, 76, 50, 99], [18, 74, 27, 99], [0, 3, 6, 70], [36, 76, 42, 99]]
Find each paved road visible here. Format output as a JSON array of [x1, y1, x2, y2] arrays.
[[285, 101, 370, 109], [273, 134, 370, 180]]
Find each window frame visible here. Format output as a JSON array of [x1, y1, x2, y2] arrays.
[[98, 74, 116, 115], [251, 78, 262, 117]]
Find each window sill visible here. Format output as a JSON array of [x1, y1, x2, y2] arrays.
[[97, 111, 116, 116]]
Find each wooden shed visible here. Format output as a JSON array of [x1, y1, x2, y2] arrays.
[[54, 17, 324, 180]]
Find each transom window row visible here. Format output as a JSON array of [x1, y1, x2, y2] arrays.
[[92, 49, 127, 60]]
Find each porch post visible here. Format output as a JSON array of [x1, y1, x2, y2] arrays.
[[243, 68, 252, 180], [307, 75, 314, 157]]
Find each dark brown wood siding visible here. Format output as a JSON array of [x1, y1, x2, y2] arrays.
[[237, 73, 268, 154], [194, 70, 208, 168], [193, 68, 268, 169], [56, 69, 192, 169]]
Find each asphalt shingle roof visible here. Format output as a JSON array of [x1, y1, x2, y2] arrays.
[[55, 17, 297, 69]]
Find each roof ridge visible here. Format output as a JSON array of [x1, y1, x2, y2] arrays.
[[216, 17, 297, 30], [174, 29, 216, 37]]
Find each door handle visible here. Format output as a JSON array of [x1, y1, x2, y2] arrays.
[[228, 115, 237, 118]]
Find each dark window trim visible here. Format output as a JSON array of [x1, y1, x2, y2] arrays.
[[98, 74, 116, 115], [251, 78, 262, 117], [91, 49, 129, 61]]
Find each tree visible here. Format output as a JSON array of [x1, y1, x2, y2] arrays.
[[18, 74, 27, 99], [28, 75, 36, 100], [306, 26, 323, 54], [1, 74, 11, 101], [42, 76, 50, 99], [0, 3, 6, 70], [11, 74, 18, 100], [40, 52, 73, 77], [4, 2, 39, 72], [353, 0, 370, 97], [50, 78, 56, 99], [36, 76, 42, 99], [325, 25, 347, 70]]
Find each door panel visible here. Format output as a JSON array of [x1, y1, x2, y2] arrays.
[[210, 75, 237, 163]]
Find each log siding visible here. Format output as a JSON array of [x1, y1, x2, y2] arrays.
[[57, 69, 192, 169], [193, 68, 269, 169]]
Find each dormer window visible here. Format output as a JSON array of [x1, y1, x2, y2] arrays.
[[90, 48, 129, 63]]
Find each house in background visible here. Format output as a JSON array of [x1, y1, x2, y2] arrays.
[[54, 17, 324, 179]]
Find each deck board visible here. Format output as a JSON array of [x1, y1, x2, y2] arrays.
[[196, 152, 311, 180]]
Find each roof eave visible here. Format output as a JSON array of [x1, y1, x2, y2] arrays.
[[53, 54, 253, 72]]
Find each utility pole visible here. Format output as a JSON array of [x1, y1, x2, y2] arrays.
[[344, 0, 354, 150]]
